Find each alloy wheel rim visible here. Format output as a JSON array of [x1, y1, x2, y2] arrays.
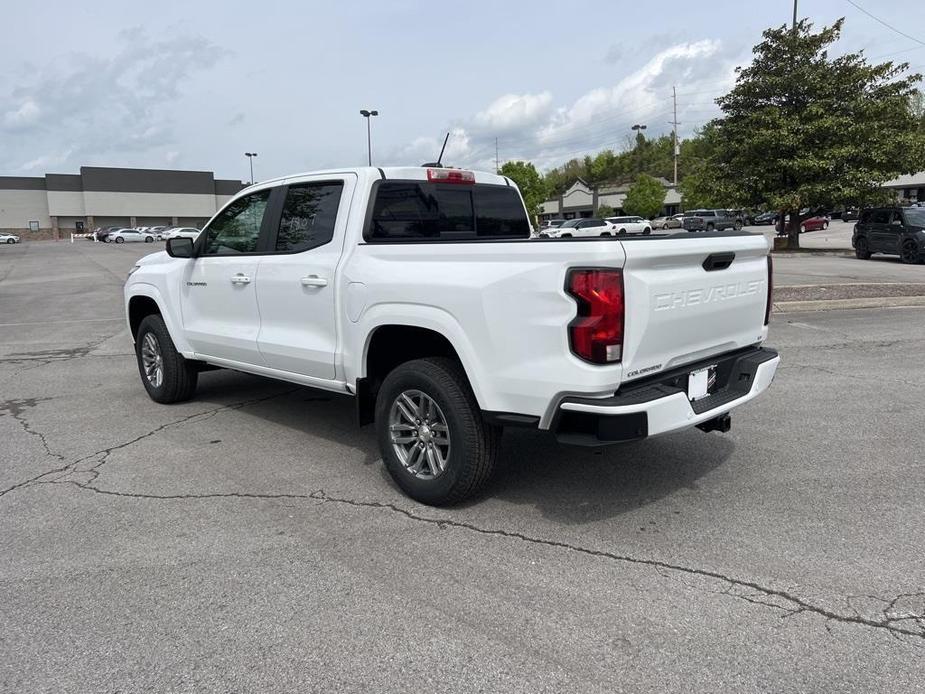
[[140, 332, 164, 388], [389, 389, 451, 480]]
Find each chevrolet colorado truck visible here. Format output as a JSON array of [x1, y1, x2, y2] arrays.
[[124, 166, 779, 505]]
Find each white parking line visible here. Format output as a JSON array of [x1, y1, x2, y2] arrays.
[[0, 318, 124, 327]]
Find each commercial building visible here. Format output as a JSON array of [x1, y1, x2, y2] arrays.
[[0, 166, 246, 239], [539, 177, 682, 223], [883, 172, 925, 204]]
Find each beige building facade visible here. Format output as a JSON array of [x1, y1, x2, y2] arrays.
[[0, 166, 245, 239]]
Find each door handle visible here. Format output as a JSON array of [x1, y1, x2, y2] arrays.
[[230, 273, 251, 285], [300, 275, 328, 287]]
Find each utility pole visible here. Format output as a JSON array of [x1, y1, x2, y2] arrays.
[[792, 0, 798, 32], [495, 137, 500, 173], [670, 86, 680, 187]]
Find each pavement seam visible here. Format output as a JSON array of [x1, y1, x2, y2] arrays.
[[47, 481, 925, 645], [0, 387, 300, 498]]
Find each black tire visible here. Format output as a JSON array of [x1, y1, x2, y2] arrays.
[[618, 228, 627, 235], [643, 227, 651, 235], [855, 237, 871, 260], [135, 314, 198, 404], [375, 357, 501, 506], [115, 236, 125, 244], [707, 223, 715, 231], [600, 232, 611, 237], [6, 238, 13, 244], [145, 236, 154, 243], [734, 221, 743, 231], [561, 233, 572, 238], [900, 240, 921, 265]]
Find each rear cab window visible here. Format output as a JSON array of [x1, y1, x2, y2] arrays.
[[366, 181, 530, 241]]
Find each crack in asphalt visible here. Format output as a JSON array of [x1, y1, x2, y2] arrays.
[[47, 478, 925, 644], [0, 388, 299, 498], [0, 397, 66, 464]]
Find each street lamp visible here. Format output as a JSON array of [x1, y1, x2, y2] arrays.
[[359, 109, 379, 166], [631, 124, 647, 134], [244, 152, 258, 184]]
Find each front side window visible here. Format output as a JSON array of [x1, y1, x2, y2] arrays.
[[871, 210, 891, 224], [276, 182, 343, 252], [202, 190, 270, 255]]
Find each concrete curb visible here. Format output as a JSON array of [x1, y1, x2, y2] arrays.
[[774, 295, 925, 313]]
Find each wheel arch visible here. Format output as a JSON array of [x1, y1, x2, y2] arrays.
[[125, 284, 191, 353]]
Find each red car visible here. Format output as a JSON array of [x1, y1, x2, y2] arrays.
[[800, 215, 830, 232], [776, 214, 830, 234]]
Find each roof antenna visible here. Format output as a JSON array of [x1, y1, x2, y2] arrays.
[[422, 132, 450, 168]]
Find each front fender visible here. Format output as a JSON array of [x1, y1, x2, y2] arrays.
[[125, 281, 193, 355]]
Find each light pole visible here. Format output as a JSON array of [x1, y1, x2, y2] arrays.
[[631, 124, 647, 173], [244, 152, 257, 184], [359, 109, 378, 166]]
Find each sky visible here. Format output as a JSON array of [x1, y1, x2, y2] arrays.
[[2, 0, 924, 182]]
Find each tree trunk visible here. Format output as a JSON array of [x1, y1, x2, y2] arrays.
[[786, 208, 800, 250]]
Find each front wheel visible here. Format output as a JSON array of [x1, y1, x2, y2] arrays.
[[823, 221, 829, 230], [145, 236, 154, 243], [135, 314, 198, 403], [643, 227, 651, 235], [901, 240, 921, 264], [734, 221, 743, 231], [375, 357, 501, 506], [115, 236, 125, 244], [6, 238, 13, 244], [600, 232, 611, 237], [560, 233, 572, 238], [800, 225, 807, 234], [707, 223, 715, 231], [855, 238, 871, 260]]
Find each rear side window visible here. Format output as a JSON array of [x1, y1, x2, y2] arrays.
[[276, 182, 343, 252], [871, 210, 891, 224], [859, 210, 872, 224], [367, 181, 529, 241]]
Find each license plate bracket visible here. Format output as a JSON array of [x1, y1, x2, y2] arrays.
[[688, 365, 717, 401]]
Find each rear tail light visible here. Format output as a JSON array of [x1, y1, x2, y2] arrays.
[[426, 168, 475, 184], [764, 255, 773, 325], [567, 268, 624, 364]]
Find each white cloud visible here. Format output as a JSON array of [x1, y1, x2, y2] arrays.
[[165, 150, 180, 164], [3, 99, 40, 129], [473, 92, 552, 132], [1, 32, 227, 172], [397, 39, 741, 172]]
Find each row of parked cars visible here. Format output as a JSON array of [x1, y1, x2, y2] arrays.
[[90, 226, 201, 243], [538, 209, 747, 238]]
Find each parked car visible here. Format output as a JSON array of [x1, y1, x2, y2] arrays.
[[162, 227, 202, 240], [546, 218, 617, 238], [799, 215, 830, 233], [0, 233, 21, 244], [147, 225, 169, 240], [842, 208, 860, 222], [92, 227, 120, 242], [852, 207, 925, 264], [109, 228, 156, 244], [604, 216, 652, 235], [540, 219, 565, 230], [125, 165, 779, 505], [681, 215, 706, 232], [685, 209, 743, 231], [650, 214, 684, 230], [752, 211, 779, 226]]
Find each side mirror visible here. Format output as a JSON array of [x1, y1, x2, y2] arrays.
[[166, 236, 194, 258]]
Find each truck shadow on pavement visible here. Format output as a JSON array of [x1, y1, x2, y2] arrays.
[[191, 371, 733, 523]]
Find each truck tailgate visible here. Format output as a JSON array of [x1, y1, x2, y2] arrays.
[[619, 233, 770, 382]]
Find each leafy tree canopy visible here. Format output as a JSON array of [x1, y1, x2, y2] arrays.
[[622, 174, 666, 218], [703, 18, 925, 247], [499, 161, 548, 219]]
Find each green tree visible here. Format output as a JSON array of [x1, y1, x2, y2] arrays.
[[499, 160, 548, 220], [622, 174, 666, 218], [704, 18, 925, 248], [596, 203, 616, 218]]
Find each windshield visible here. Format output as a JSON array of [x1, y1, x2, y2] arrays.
[[560, 219, 582, 228], [904, 209, 925, 227]]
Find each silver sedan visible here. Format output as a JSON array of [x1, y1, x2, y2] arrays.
[[0, 233, 21, 244], [107, 229, 156, 244]]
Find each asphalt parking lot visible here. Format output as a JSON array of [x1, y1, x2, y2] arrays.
[[2, 241, 924, 692]]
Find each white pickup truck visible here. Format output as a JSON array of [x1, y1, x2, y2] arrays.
[[125, 166, 779, 505]]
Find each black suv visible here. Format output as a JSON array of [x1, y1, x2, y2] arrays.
[[853, 207, 925, 264]]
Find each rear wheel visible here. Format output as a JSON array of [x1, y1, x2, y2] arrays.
[[135, 314, 198, 403], [560, 233, 572, 238], [600, 232, 611, 237], [115, 236, 125, 244], [823, 221, 829, 230], [145, 236, 154, 243], [734, 221, 743, 231], [375, 357, 501, 506], [855, 237, 871, 260], [643, 227, 651, 235], [901, 240, 921, 264], [6, 238, 13, 244], [707, 223, 715, 231], [800, 224, 807, 233]]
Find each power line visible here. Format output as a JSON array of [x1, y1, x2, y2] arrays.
[[845, 0, 925, 47]]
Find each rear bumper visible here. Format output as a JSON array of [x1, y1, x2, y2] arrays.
[[551, 347, 780, 446]]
